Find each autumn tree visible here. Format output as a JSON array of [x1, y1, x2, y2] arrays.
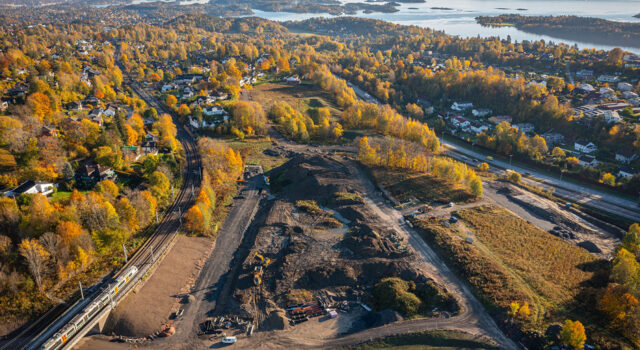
[[19, 239, 49, 292], [560, 320, 586, 350]]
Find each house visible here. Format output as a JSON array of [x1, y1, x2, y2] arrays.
[[0, 100, 7, 112], [472, 108, 492, 117], [104, 105, 118, 117], [416, 98, 434, 115], [77, 162, 116, 185], [88, 108, 104, 126], [599, 87, 615, 98], [450, 115, 470, 129], [65, 101, 83, 111], [575, 69, 594, 79], [451, 101, 473, 111], [615, 150, 638, 164], [468, 122, 489, 134], [577, 83, 595, 93], [629, 98, 640, 107], [617, 82, 634, 91], [161, 83, 177, 92], [141, 141, 158, 155], [542, 132, 565, 146], [578, 155, 599, 167], [618, 166, 637, 178], [41, 125, 58, 137], [622, 91, 639, 100], [173, 74, 204, 85], [603, 110, 622, 124], [284, 75, 301, 84], [513, 123, 535, 133], [203, 105, 225, 117], [574, 140, 598, 154], [597, 75, 620, 83], [83, 96, 100, 106], [489, 115, 512, 124], [145, 133, 158, 142], [4, 180, 55, 198]]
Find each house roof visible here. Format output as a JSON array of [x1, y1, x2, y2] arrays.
[[616, 150, 637, 158]]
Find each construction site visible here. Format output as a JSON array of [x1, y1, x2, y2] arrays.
[[196, 151, 460, 344]]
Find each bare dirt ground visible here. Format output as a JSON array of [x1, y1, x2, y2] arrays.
[[75, 235, 214, 349]]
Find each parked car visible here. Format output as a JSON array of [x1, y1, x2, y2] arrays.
[[447, 202, 455, 208], [222, 336, 237, 344]]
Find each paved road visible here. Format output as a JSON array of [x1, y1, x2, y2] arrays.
[[345, 76, 640, 222], [158, 167, 265, 349]]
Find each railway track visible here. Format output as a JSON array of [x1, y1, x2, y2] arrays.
[[1, 72, 202, 350]]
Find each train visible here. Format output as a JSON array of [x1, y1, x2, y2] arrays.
[[40, 266, 139, 350]]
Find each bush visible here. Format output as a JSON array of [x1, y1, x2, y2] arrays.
[[372, 277, 422, 317]]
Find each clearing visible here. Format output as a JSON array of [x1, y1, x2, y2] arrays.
[[346, 329, 498, 349], [244, 82, 342, 118]]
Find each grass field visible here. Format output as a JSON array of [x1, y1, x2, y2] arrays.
[[413, 205, 605, 331], [369, 166, 476, 204], [346, 330, 498, 350], [224, 136, 289, 173], [245, 82, 342, 119]]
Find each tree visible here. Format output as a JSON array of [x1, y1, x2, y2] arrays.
[[567, 157, 579, 166], [518, 302, 531, 319], [165, 94, 177, 108], [149, 171, 170, 204], [601, 173, 616, 186], [56, 221, 84, 248], [232, 101, 267, 135], [477, 162, 490, 172], [552, 147, 566, 159], [19, 239, 49, 292], [185, 205, 204, 233], [406, 103, 424, 119], [469, 177, 483, 197], [560, 320, 586, 350], [27, 92, 53, 121], [507, 171, 522, 183]]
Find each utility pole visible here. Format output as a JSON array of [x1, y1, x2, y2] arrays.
[[79, 281, 84, 300], [122, 244, 128, 263], [156, 210, 159, 224], [509, 154, 513, 166], [178, 207, 182, 225], [191, 184, 194, 197], [150, 245, 155, 262], [172, 186, 175, 200]]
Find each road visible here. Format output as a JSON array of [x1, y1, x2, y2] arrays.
[[345, 76, 640, 222], [154, 166, 265, 349]]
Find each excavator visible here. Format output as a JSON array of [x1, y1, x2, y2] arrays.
[[252, 252, 270, 285]]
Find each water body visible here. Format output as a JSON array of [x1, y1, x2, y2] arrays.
[[250, 0, 640, 54]]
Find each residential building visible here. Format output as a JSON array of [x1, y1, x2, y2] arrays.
[[4, 181, 55, 198], [577, 83, 595, 93], [468, 122, 489, 134], [574, 140, 598, 154], [451, 101, 473, 111], [542, 132, 565, 146], [472, 108, 492, 117], [597, 75, 620, 83], [450, 115, 470, 129], [603, 110, 622, 124], [618, 166, 637, 178], [513, 123, 535, 133], [615, 150, 638, 164], [622, 91, 639, 100], [203, 105, 225, 117], [600, 102, 630, 111], [285, 75, 301, 84], [575, 69, 594, 79], [77, 162, 116, 185], [617, 82, 634, 91], [578, 155, 599, 167]]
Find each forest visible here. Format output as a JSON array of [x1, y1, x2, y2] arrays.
[[477, 15, 640, 49]]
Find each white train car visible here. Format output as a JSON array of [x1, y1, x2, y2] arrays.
[[40, 266, 138, 350]]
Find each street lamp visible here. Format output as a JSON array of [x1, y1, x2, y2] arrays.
[[509, 154, 513, 166]]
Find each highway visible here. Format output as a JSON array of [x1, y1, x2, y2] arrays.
[[344, 77, 640, 222], [1, 64, 202, 350]]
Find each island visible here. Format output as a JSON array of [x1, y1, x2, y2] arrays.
[[477, 14, 640, 49]]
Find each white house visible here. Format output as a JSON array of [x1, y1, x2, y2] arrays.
[[576, 69, 594, 79], [618, 166, 636, 178], [578, 155, 599, 167], [450, 115, 470, 128], [468, 122, 489, 134], [622, 91, 639, 100], [603, 110, 622, 124], [577, 83, 595, 93], [284, 75, 301, 84], [597, 75, 620, 83], [451, 101, 473, 111], [203, 105, 225, 117], [104, 105, 118, 117], [4, 181, 55, 198], [472, 108, 492, 117], [575, 140, 598, 154], [599, 87, 615, 98], [161, 83, 177, 92], [617, 82, 634, 91], [615, 150, 638, 164]]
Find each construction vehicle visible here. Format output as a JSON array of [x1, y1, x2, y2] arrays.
[[252, 252, 270, 285]]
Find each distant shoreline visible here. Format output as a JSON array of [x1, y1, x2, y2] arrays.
[[477, 14, 640, 49]]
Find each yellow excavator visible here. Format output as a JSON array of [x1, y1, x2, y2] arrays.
[[252, 252, 271, 285]]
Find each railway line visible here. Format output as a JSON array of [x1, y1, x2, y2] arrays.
[[0, 71, 202, 350]]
